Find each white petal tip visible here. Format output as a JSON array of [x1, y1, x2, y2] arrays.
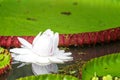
[[17, 37, 22, 41]]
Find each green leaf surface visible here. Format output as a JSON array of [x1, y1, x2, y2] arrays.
[[82, 53, 120, 80], [16, 74, 79, 80], [0, 47, 11, 68], [0, 0, 120, 35]]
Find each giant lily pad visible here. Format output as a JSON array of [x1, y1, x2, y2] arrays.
[[82, 53, 120, 80], [16, 74, 79, 80], [0, 0, 120, 35]]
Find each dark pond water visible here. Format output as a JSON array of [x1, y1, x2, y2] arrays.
[[0, 41, 120, 80]]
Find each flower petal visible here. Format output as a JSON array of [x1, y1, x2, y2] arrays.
[[33, 32, 41, 46], [35, 57, 51, 65], [54, 32, 59, 48], [18, 37, 32, 49], [13, 54, 37, 63], [11, 53, 17, 58], [10, 48, 33, 55], [17, 63, 29, 68], [33, 34, 53, 56], [55, 49, 65, 54], [49, 57, 64, 63], [63, 52, 72, 55], [13, 53, 52, 65], [12, 61, 20, 64], [11, 29, 73, 69], [56, 56, 73, 60], [53, 53, 73, 61], [43, 29, 54, 37], [56, 52, 72, 56], [52, 33, 59, 54]]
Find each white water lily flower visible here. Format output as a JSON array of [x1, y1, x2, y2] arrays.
[[10, 29, 73, 75]]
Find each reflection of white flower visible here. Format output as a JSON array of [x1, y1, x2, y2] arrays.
[[10, 29, 73, 75], [32, 63, 58, 75]]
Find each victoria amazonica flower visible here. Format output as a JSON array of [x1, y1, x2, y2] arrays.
[[10, 29, 73, 75]]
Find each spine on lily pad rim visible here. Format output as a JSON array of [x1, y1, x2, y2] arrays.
[[0, 27, 119, 48]]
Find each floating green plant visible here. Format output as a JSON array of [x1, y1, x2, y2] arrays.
[[82, 53, 120, 80], [0, 27, 119, 48], [0, 47, 12, 75], [91, 74, 120, 80], [16, 74, 79, 80], [0, 0, 120, 35]]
